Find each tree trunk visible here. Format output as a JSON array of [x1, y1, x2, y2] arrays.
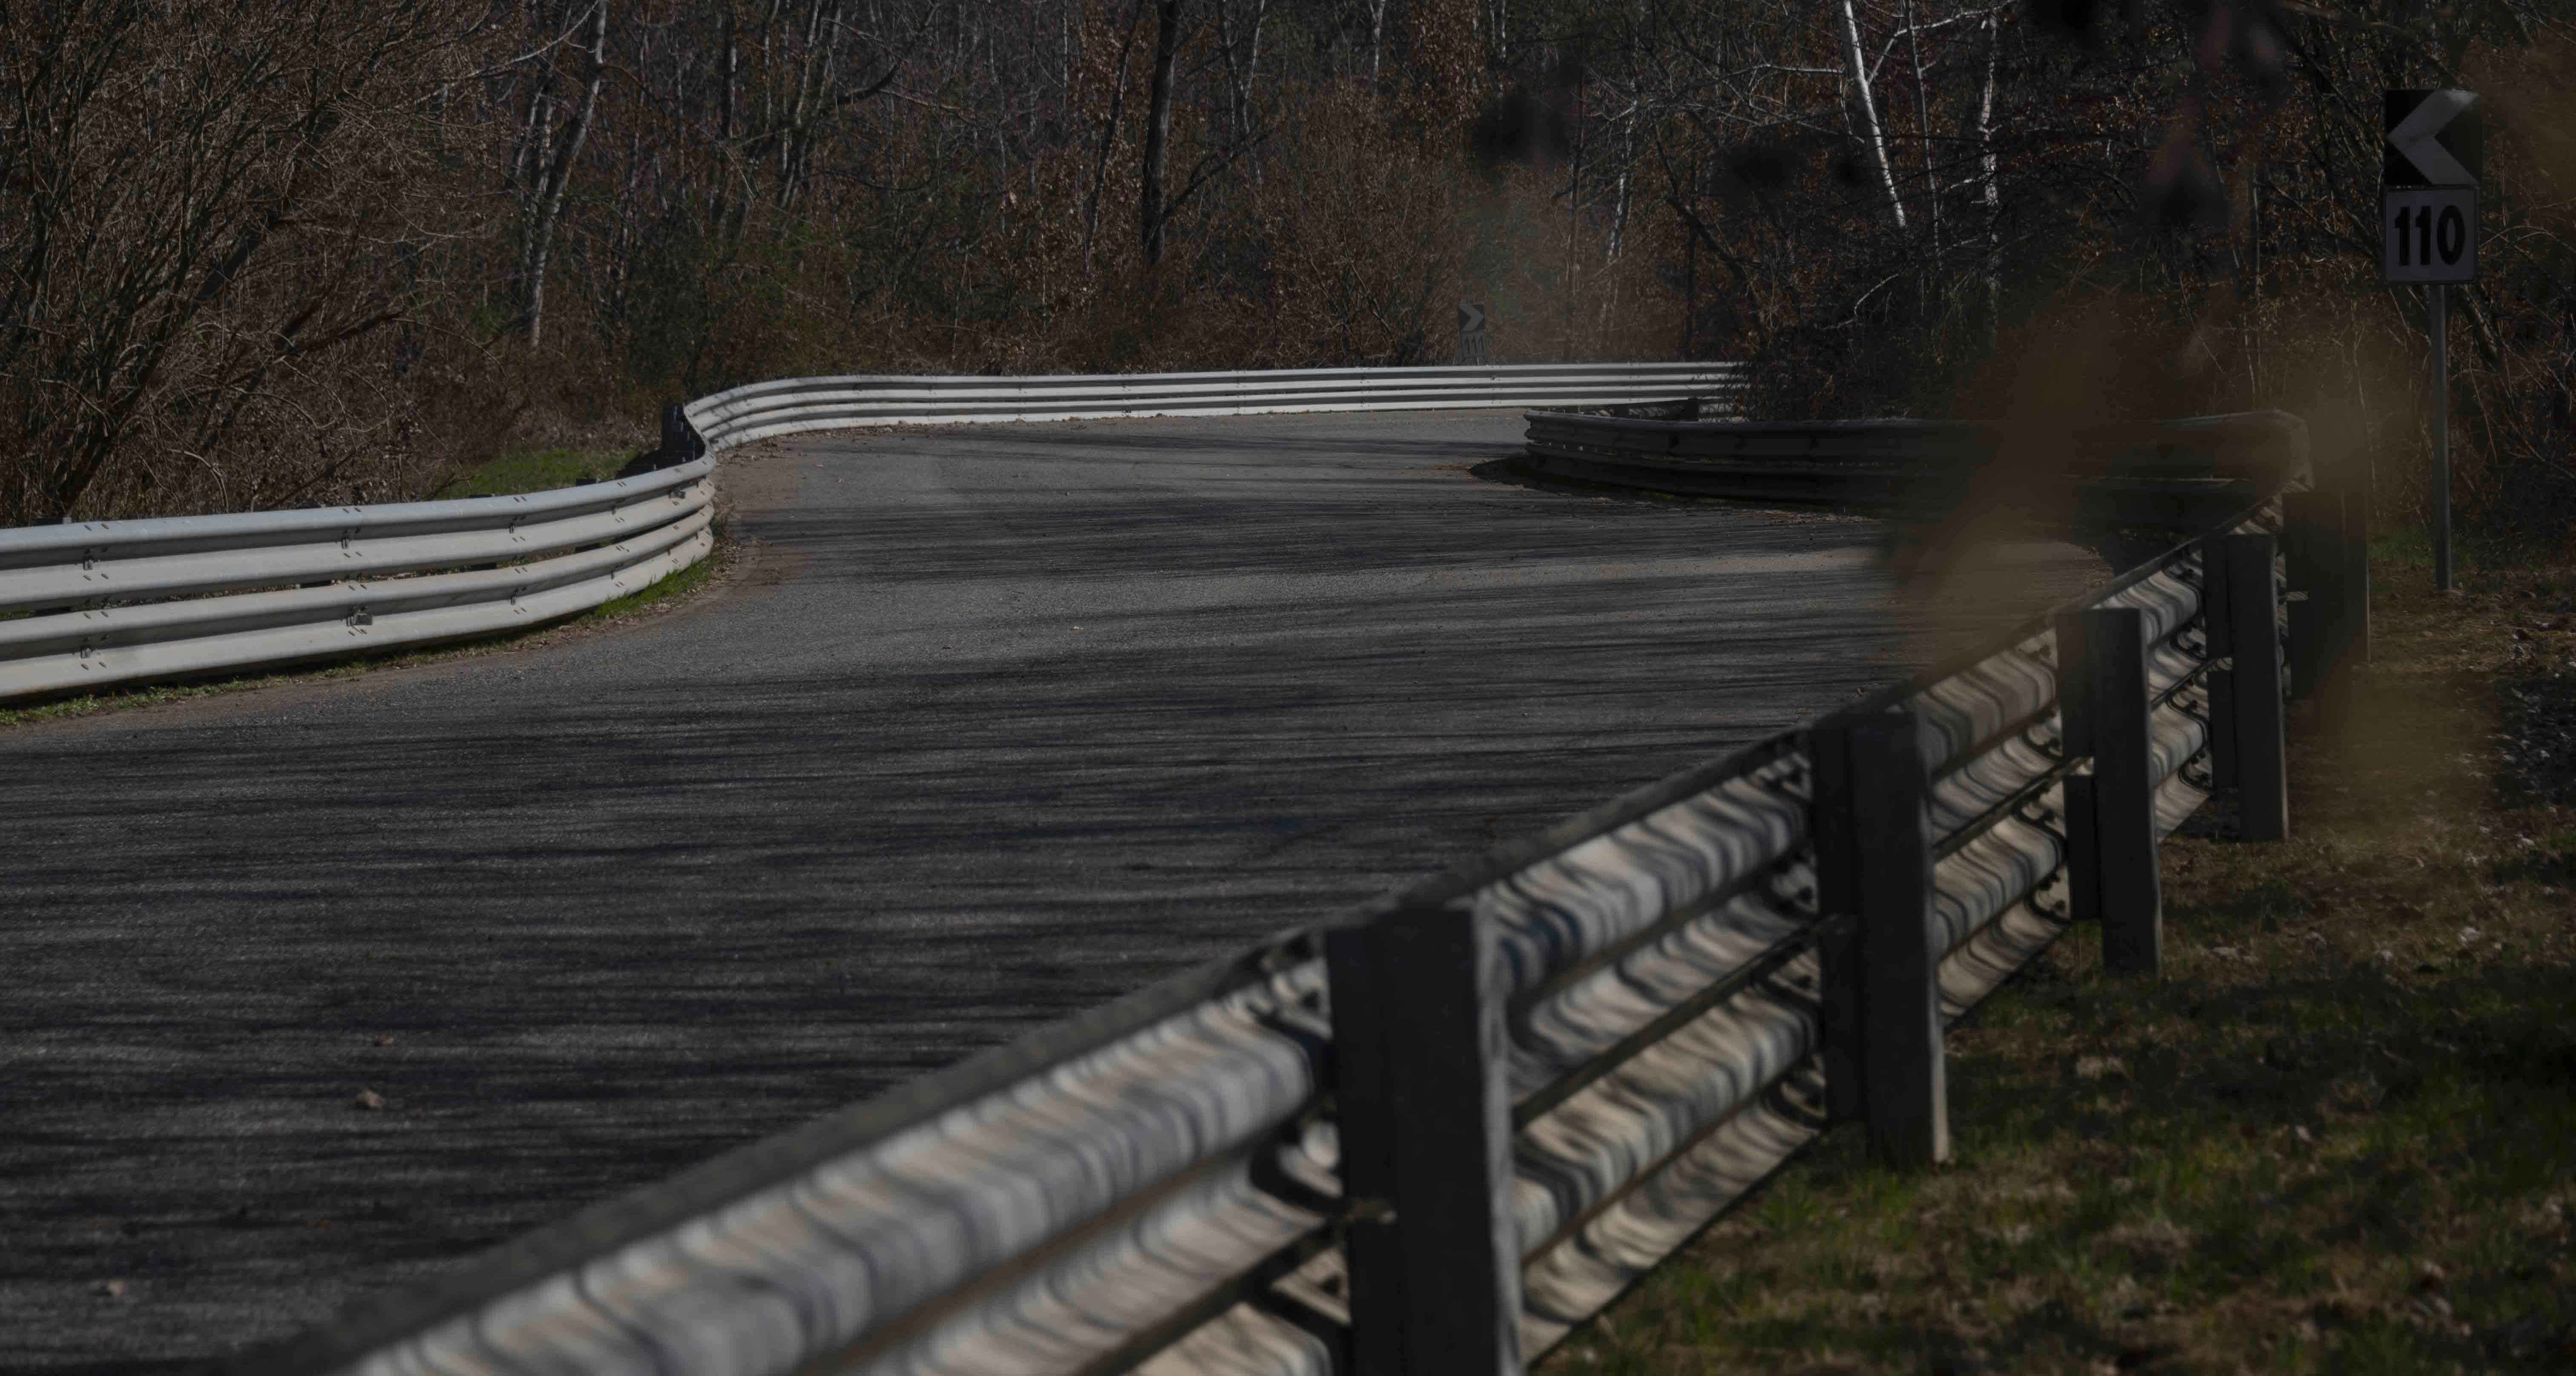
[[1837, 0, 1907, 231], [710, 4, 738, 238], [1082, 1, 1148, 273], [1682, 184, 1699, 360], [1903, 0, 1939, 274], [516, 0, 609, 347], [1216, 0, 1269, 152], [776, 0, 844, 217], [1367, 0, 1387, 90], [1978, 11, 2000, 350], [1139, 0, 1182, 267]]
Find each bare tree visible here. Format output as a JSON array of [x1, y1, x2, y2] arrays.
[[1140, 0, 1183, 265], [1836, 0, 1907, 230], [504, 0, 609, 346], [0, 0, 469, 522]]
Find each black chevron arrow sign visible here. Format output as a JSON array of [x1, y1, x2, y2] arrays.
[[2384, 89, 2481, 188]]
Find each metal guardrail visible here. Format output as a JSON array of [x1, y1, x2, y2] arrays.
[[0, 459, 717, 704], [225, 408, 2367, 1375], [1518, 406, 2308, 529], [684, 363, 1746, 450], [0, 365, 1742, 706]]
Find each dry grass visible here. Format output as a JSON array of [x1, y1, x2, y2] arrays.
[[1541, 549, 2576, 1374]]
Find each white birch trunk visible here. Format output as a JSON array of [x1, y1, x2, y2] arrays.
[[518, 0, 610, 347], [1837, 0, 1908, 230], [1904, 0, 1939, 263], [1367, 0, 1387, 89]]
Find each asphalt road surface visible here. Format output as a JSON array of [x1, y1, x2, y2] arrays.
[[0, 410, 2111, 1371]]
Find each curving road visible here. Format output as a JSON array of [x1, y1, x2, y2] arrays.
[[0, 410, 2109, 1370]]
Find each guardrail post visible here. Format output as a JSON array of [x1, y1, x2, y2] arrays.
[[2059, 607, 2162, 976], [2225, 533, 2290, 841], [2199, 538, 2240, 792], [1813, 708, 1947, 1168], [2298, 460, 2372, 732], [659, 402, 702, 466], [2343, 459, 2373, 667], [1325, 902, 1523, 1376], [2056, 610, 2102, 929], [1811, 724, 1865, 1126], [2283, 489, 2345, 702]]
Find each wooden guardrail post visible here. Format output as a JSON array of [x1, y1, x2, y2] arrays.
[[1813, 708, 1948, 1167], [1325, 901, 1524, 1376], [2060, 607, 2163, 976], [2225, 533, 2290, 841]]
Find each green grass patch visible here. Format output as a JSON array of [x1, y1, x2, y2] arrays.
[[434, 445, 634, 500]]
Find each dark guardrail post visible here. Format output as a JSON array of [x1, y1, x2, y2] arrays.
[[1814, 708, 1947, 1167], [2057, 611, 2102, 934], [2343, 458, 2372, 668], [2070, 606, 2162, 977], [1325, 901, 1524, 1376], [2283, 488, 2345, 703], [2296, 456, 2372, 723], [1812, 722, 1865, 1127], [2200, 538, 2240, 793], [2225, 533, 2290, 841], [659, 400, 703, 466]]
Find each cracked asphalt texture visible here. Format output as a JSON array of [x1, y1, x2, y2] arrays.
[[0, 410, 2111, 1371]]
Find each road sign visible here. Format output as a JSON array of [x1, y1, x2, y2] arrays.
[[2384, 89, 2481, 187], [1458, 300, 1490, 365], [2382, 187, 2477, 284], [2386, 87, 2479, 593]]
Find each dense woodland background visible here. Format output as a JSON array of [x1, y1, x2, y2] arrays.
[[4, 0, 2573, 543]]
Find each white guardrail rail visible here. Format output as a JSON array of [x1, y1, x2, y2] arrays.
[[216, 410, 2370, 1376], [682, 362, 1747, 449], [0, 364, 1739, 705]]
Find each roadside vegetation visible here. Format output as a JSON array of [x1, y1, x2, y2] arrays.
[[7, 2, 2573, 572], [1538, 541, 2576, 1373], [431, 445, 641, 500]]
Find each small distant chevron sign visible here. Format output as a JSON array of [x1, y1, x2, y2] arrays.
[[1458, 301, 1490, 366]]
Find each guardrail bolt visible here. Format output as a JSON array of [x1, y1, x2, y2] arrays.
[[1812, 707, 1949, 1168], [2062, 606, 2163, 977], [1325, 900, 1524, 1376]]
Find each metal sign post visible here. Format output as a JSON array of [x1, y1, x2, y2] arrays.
[[2384, 89, 2480, 591]]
